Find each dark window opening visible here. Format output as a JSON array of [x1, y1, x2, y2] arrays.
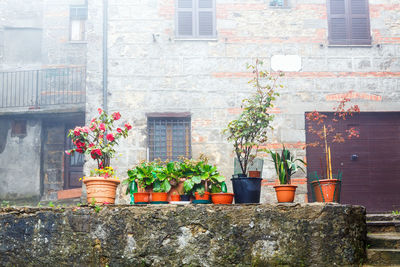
[[11, 120, 27, 136], [148, 116, 191, 161], [327, 0, 371, 45]]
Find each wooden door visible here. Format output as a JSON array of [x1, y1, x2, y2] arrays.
[[64, 123, 84, 189], [306, 112, 400, 212]]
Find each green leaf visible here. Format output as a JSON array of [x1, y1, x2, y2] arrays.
[[192, 176, 202, 184]]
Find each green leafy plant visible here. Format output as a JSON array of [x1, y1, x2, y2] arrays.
[[266, 145, 306, 185], [183, 160, 225, 196], [223, 59, 283, 176], [48, 201, 55, 208]]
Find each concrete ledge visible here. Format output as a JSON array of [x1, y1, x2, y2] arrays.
[[0, 203, 366, 266]]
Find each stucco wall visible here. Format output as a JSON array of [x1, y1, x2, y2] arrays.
[[87, 0, 400, 204], [0, 118, 41, 200]]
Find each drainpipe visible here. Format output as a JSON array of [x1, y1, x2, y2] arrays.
[[102, 0, 108, 113]]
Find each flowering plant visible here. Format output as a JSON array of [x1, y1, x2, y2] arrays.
[[66, 108, 132, 174], [306, 91, 360, 179]]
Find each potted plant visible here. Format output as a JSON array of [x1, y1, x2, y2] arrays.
[[66, 108, 132, 205], [170, 191, 180, 202], [306, 91, 360, 202], [210, 177, 234, 204], [125, 161, 156, 204], [223, 60, 283, 203], [183, 157, 224, 203], [150, 161, 171, 203], [266, 146, 306, 203], [179, 157, 201, 201]]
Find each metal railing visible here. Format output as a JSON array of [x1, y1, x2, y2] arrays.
[[0, 66, 86, 109]]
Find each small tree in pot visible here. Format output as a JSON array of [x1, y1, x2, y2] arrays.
[[223, 60, 283, 203]]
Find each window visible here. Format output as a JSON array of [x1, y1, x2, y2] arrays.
[[147, 115, 191, 161], [269, 0, 290, 8], [11, 120, 27, 137], [327, 0, 371, 45], [70, 5, 88, 41], [176, 0, 216, 38]]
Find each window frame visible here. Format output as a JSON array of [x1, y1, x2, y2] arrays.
[[69, 5, 88, 42], [175, 0, 217, 40], [327, 0, 372, 46], [269, 0, 290, 9], [147, 113, 192, 161]]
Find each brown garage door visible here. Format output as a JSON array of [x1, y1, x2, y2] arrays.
[[305, 112, 400, 213]]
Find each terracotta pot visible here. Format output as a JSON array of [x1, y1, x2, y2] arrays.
[[134, 192, 150, 203], [194, 191, 210, 201], [248, 171, 261, 178], [170, 194, 180, 201], [273, 184, 297, 203], [151, 192, 168, 202], [167, 179, 186, 201], [211, 193, 234, 204], [83, 177, 120, 205], [311, 179, 341, 202]]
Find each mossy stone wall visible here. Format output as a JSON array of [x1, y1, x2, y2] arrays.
[[0, 203, 366, 266]]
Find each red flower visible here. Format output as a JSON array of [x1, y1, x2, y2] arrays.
[[125, 123, 132, 130], [76, 147, 84, 153], [117, 128, 122, 133], [75, 140, 85, 148], [81, 126, 89, 133], [88, 143, 95, 148], [90, 149, 102, 159], [74, 128, 81, 136], [98, 108, 102, 114], [99, 123, 106, 131], [65, 150, 71, 155], [112, 112, 121, 121], [106, 133, 115, 142]]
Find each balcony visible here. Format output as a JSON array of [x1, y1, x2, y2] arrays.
[[0, 66, 86, 114]]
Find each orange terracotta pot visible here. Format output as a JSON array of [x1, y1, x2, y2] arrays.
[[248, 171, 261, 178], [83, 177, 120, 205], [273, 184, 297, 203], [211, 193, 234, 204], [170, 194, 180, 201], [151, 192, 168, 202], [195, 191, 210, 201], [134, 192, 150, 203], [311, 179, 340, 202]]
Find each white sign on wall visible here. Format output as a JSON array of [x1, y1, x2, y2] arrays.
[[271, 55, 302, 72]]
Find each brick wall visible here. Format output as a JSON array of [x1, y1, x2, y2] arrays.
[[87, 0, 400, 204]]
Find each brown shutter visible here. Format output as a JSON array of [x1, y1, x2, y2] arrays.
[[327, 0, 371, 45], [328, 0, 348, 45], [177, 0, 194, 37], [349, 0, 371, 45], [197, 0, 215, 37]]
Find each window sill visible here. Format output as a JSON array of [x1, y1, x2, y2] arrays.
[[69, 40, 87, 44], [174, 38, 218, 42], [327, 45, 372, 48]]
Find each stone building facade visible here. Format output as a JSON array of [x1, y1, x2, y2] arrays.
[[1, 0, 399, 209], [87, 0, 400, 206], [0, 0, 87, 202]]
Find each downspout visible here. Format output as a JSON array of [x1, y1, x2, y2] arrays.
[[102, 0, 108, 112]]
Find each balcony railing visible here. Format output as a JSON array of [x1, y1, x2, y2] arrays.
[[0, 66, 86, 109]]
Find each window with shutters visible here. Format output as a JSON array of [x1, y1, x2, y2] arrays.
[[269, 0, 290, 8], [176, 0, 216, 39], [147, 115, 191, 161], [70, 5, 88, 41], [327, 0, 371, 45]]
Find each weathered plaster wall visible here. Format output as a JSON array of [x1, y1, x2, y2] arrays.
[[86, 0, 400, 204], [0, 118, 41, 200], [0, 203, 367, 266]]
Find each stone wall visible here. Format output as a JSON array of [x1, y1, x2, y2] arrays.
[[86, 0, 400, 204], [0, 118, 42, 201], [0, 203, 366, 266]]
